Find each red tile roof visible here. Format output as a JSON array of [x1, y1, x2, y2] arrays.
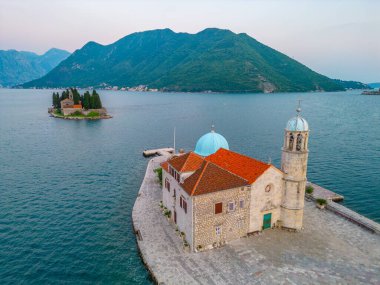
[[205, 148, 271, 184], [181, 161, 249, 196], [167, 152, 204, 173], [160, 161, 169, 172], [73, 104, 82, 109]]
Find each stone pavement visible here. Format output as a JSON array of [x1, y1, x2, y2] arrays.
[[132, 157, 380, 285]]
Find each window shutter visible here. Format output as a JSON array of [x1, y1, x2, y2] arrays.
[[215, 202, 223, 214]]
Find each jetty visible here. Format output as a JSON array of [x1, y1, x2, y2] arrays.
[[142, 147, 174, 157], [307, 182, 344, 201], [132, 157, 380, 285]]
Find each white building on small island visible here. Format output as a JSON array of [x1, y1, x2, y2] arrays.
[[160, 107, 310, 252]]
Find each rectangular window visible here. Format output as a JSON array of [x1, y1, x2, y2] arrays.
[[180, 196, 187, 214], [216, 226, 221, 236], [165, 178, 170, 192], [214, 202, 223, 214], [239, 199, 244, 209], [228, 201, 235, 212]]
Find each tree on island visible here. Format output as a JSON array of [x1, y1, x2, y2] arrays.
[[71, 88, 81, 104], [60, 90, 69, 101], [91, 90, 102, 109], [83, 91, 91, 109], [51, 88, 103, 110], [52, 92, 60, 108]]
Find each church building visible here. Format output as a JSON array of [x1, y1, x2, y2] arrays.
[[160, 107, 309, 252]]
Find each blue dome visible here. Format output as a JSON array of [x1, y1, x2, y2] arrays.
[[286, 116, 309, 131], [195, 130, 229, 157]]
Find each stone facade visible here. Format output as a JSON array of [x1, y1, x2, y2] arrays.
[[60, 98, 74, 109], [249, 167, 283, 233], [193, 186, 250, 251]]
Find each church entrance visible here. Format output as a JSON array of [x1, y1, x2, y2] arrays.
[[263, 213, 272, 230]]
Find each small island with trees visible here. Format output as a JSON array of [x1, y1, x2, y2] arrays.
[[48, 88, 111, 120]]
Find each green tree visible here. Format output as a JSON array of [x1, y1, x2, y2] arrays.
[[83, 91, 91, 110], [71, 88, 81, 104], [55, 93, 60, 108], [90, 93, 95, 109], [60, 90, 68, 101], [52, 92, 56, 107], [52, 92, 60, 108], [91, 90, 102, 109]]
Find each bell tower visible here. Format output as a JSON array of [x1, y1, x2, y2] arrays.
[[280, 103, 309, 230]]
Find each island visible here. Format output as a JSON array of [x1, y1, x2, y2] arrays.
[[132, 109, 380, 284], [362, 88, 380, 95], [48, 88, 111, 119]]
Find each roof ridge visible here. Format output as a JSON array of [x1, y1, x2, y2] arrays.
[[180, 151, 203, 172], [207, 161, 249, 184], [211, 148, 270, 166], [179, 152, 191, 172], [191, 161, 209, 196]]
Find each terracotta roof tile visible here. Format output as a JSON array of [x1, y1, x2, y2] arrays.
[[181, 161, 249, 196], [205, 148, 271, 184], [160, 161, 169, 172], [168, 152, 204, 173]]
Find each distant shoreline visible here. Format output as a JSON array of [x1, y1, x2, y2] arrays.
[[1, 87, 372, 95]]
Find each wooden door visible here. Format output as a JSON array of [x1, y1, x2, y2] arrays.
[[263, 213, 272, 230]]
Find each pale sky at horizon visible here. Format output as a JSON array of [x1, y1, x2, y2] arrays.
[[1, 0, 379, 82]]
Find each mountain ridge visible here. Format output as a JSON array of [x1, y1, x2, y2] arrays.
[[0, 48, 70, 87], [22, 29, 363, 92]]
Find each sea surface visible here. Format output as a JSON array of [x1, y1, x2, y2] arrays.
[[0, 89, 379, 284]]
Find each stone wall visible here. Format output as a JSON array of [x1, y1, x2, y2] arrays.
[[249, 167, 283, 232], [62, 108, 82, 116], [192, 186, 250, 251], [82, 108, 108, 116], [61, 108, 108, 116]]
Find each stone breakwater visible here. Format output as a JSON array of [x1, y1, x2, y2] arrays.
[[132, 157, 380, 285]]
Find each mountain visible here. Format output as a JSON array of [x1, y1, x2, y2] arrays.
[[0, 48, 70, 87], [23, 29, 348, 92], [368, 82, 380, 89], [332, 79, 370, 90]]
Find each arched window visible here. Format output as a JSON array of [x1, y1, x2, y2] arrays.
[[303, 135, 307, 150], [296, 134, 303, 151], [289, 134, 294, 150]]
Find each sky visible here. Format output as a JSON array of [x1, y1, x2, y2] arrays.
[[0, 0, 379, 82]]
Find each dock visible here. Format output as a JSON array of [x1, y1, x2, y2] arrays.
[[307, 182, 344, 201], [143, 147, 174, 157], [142, 147, 174, 157]]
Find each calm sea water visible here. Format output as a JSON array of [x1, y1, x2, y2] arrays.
[[0, 89, 379, 284]]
